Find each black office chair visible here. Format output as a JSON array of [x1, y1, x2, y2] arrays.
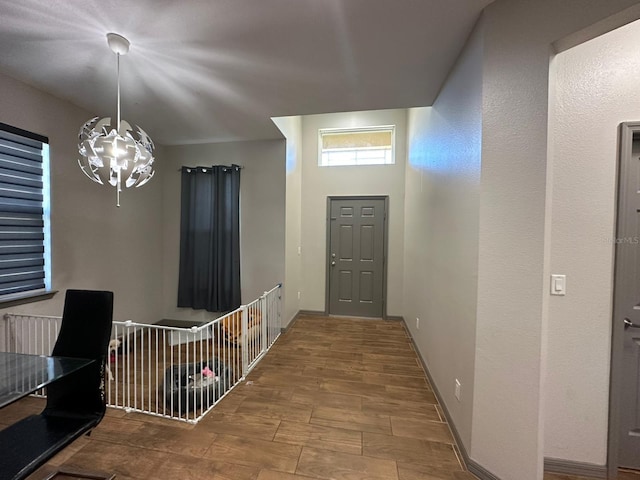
[[0, 289, 114, 480]]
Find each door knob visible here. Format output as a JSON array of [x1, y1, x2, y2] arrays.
[[332, 253, 336, 258], [624, 318, 640, 329], [331, 261, 336, 266]]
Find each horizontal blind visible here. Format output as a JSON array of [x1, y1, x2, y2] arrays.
[[0, 125, 47, 297]]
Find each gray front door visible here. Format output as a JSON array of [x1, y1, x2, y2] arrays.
[[327, 197, 386, 318], [612, 123, 640, 472]]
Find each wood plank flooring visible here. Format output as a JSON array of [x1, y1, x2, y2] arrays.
[[544, 472, 640, 480], [2, 314, 636, 479]]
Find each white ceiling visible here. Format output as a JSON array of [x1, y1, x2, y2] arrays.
[[0, 0, 494, 145]]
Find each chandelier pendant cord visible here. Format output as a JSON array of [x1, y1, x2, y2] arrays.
[[116, 52, 121, 206], [116, 52, 121, 130]]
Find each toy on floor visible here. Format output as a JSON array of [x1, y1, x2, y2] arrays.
[[164, 358, 232, 414]]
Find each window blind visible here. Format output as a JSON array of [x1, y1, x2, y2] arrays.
[[0, 123, 48, 298]]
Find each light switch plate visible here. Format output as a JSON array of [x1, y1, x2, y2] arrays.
[[551, 274, 566, 295]]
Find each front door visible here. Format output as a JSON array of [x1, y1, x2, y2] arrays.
[[612, 123, 640, 472], [327, 197, 386, 318]]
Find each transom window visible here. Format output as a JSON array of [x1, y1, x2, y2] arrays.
[[0, 123, 51, 301], [318, 126, 395, 167]]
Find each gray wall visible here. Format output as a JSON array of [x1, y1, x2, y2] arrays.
[[0, 71, 164, 325], [0, 68, 286, 327], [272, 116, 303, 327], [299, 109, 406, 316], [402, 1, 640, 478], [5, 2, 640, 476], [162, 140, 285, 322], [546, 18, 640, 464], [404, 18, 483, 452], [471, 1, 640, 478]]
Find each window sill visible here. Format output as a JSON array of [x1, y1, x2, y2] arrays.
[[0, 290, 58, 309]]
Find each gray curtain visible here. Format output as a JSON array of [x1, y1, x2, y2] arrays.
[[177, 165, 241, 312]]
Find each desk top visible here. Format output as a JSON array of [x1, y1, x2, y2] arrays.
[[0, 352, 93, 409]]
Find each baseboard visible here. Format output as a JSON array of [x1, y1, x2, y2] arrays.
[[401, 318, 501, 480], [402, 318, 606, 480], [544, 457, 607, 478], [467, 462, 502, 480], [292, 310, 401, 322], [281, 312, 297, 332], [281, 311, 299, 333], [280, 324, 292, 334], [281, 309, 326, 333], [297, 309, 327, 316]]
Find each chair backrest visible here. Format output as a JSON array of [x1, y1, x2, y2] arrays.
[[45, 290, 114, 418]]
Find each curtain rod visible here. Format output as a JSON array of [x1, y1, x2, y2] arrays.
[[178, 165, 243, 171]]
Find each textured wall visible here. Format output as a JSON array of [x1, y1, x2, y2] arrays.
[[162, 140, 285, 322], [546, 19, 640, 464], [404, 18, 483, 451], [0, 71, 164, 325], [472, 1, 640, 479], [299, 109, 406, 316], [272, 116, 303, 327]]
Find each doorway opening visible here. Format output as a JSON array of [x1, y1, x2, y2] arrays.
[[608, 122, 640, 477]]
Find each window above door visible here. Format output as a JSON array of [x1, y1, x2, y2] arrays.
[[318, 126, 395, 167]]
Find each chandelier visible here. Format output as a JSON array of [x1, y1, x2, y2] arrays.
[[78, 33, 155, 207]]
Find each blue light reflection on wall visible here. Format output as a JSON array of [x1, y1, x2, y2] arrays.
[[407, 106, 481, 179]]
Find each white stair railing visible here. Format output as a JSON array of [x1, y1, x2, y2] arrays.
[[1, 284, 282, 424]]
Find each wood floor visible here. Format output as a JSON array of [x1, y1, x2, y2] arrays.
[[545, 473, 640, 480], [1, 315, 638, 480]]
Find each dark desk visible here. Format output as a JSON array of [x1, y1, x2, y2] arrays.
[[0, 352, 100, 480], [0, 352, 94, 409]]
